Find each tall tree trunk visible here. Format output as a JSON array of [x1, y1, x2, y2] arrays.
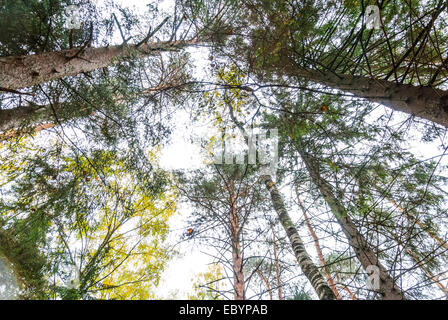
[[256, 270, 273, 300], [295, 187, 342, 300], [0, 100, 93, 135], [340, 283, 359, 300], [0, 40, 197, 90], [333, 273, 358, 300], [271, 231, 284, 300], [288, 67, 448, 128], [227, 105, 335, 300], [231, 231, 245, 300], [229, 182, 245, 300], [0, 104, 53, 133], [262, 175, 337, 300], [299, 151, 406, 300]]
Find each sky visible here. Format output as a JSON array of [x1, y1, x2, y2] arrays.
[[156, 110, 217, 298]]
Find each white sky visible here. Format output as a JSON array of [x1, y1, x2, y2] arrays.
[[156, 110, 216, 298]]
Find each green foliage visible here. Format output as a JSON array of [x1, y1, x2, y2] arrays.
[[188, 264, 225, 300], [0, 137, 175, 299], [288, 286, 312, 300], [0, 0, 106, 56], [1, 0, 448, 301], [0, 0, 68, 56]]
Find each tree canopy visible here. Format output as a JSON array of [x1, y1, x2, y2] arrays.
[[0, 0, 447, 300]]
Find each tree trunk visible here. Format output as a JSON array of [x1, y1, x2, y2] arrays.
[[271, 231, 284, 300], [261, 175, 337, 300], [229, 182, 245, 300], [340, 284, 358, 300], [0, 104, 52, 133], [0, 40, 197, 90], [256, 270, 273, 300], [289, 67, 448, 128], [299, 151, 406, 300], [227, 105, 335, 299], [295, 188, 342, 300], [0, 80, 185, 137], [231, 233, 245, 300]]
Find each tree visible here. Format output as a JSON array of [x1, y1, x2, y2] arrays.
[[260, 90, 407, 299], [243, 228, 296, 300], [192, 0, 448, 127], [0, 0, 196, 141], [178, 163, 267, 300], [341, 149, 448, 299], [0, 39, 196, 91], [0, 0, 198, 90], [261, 83, 447, 299], [194, 65, 337, 299], [188, 264, 225, 300], [298, 147, 405, 299], [0, 135, 176, 299], [295, 189, 342, 299], [2, 0, 448, 301]]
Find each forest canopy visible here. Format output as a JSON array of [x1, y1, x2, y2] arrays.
[[0, 0, 447, 300]]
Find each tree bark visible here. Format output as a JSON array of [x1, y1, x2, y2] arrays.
[[262, 175, 337, 300], [340, 284, 358, 300], [271, 232, 284, 300], [299, 151, 406, 300], [295, 189, 342, 299], [0, 40, 197, 90], [0, 104, 51, 133], [229, 181, 245, 300], [289, 67, 448, 128], [256, 270, 273, 300], [227, 104, 335, 299], [0, 80, 185, 137]]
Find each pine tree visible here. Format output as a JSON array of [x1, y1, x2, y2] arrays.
[[193, 0, 448, 127]]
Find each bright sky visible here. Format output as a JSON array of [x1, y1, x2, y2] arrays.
[[156, 110, 217, 298]]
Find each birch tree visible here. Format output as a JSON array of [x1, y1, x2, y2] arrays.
[[195, 66, 337, 299]]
